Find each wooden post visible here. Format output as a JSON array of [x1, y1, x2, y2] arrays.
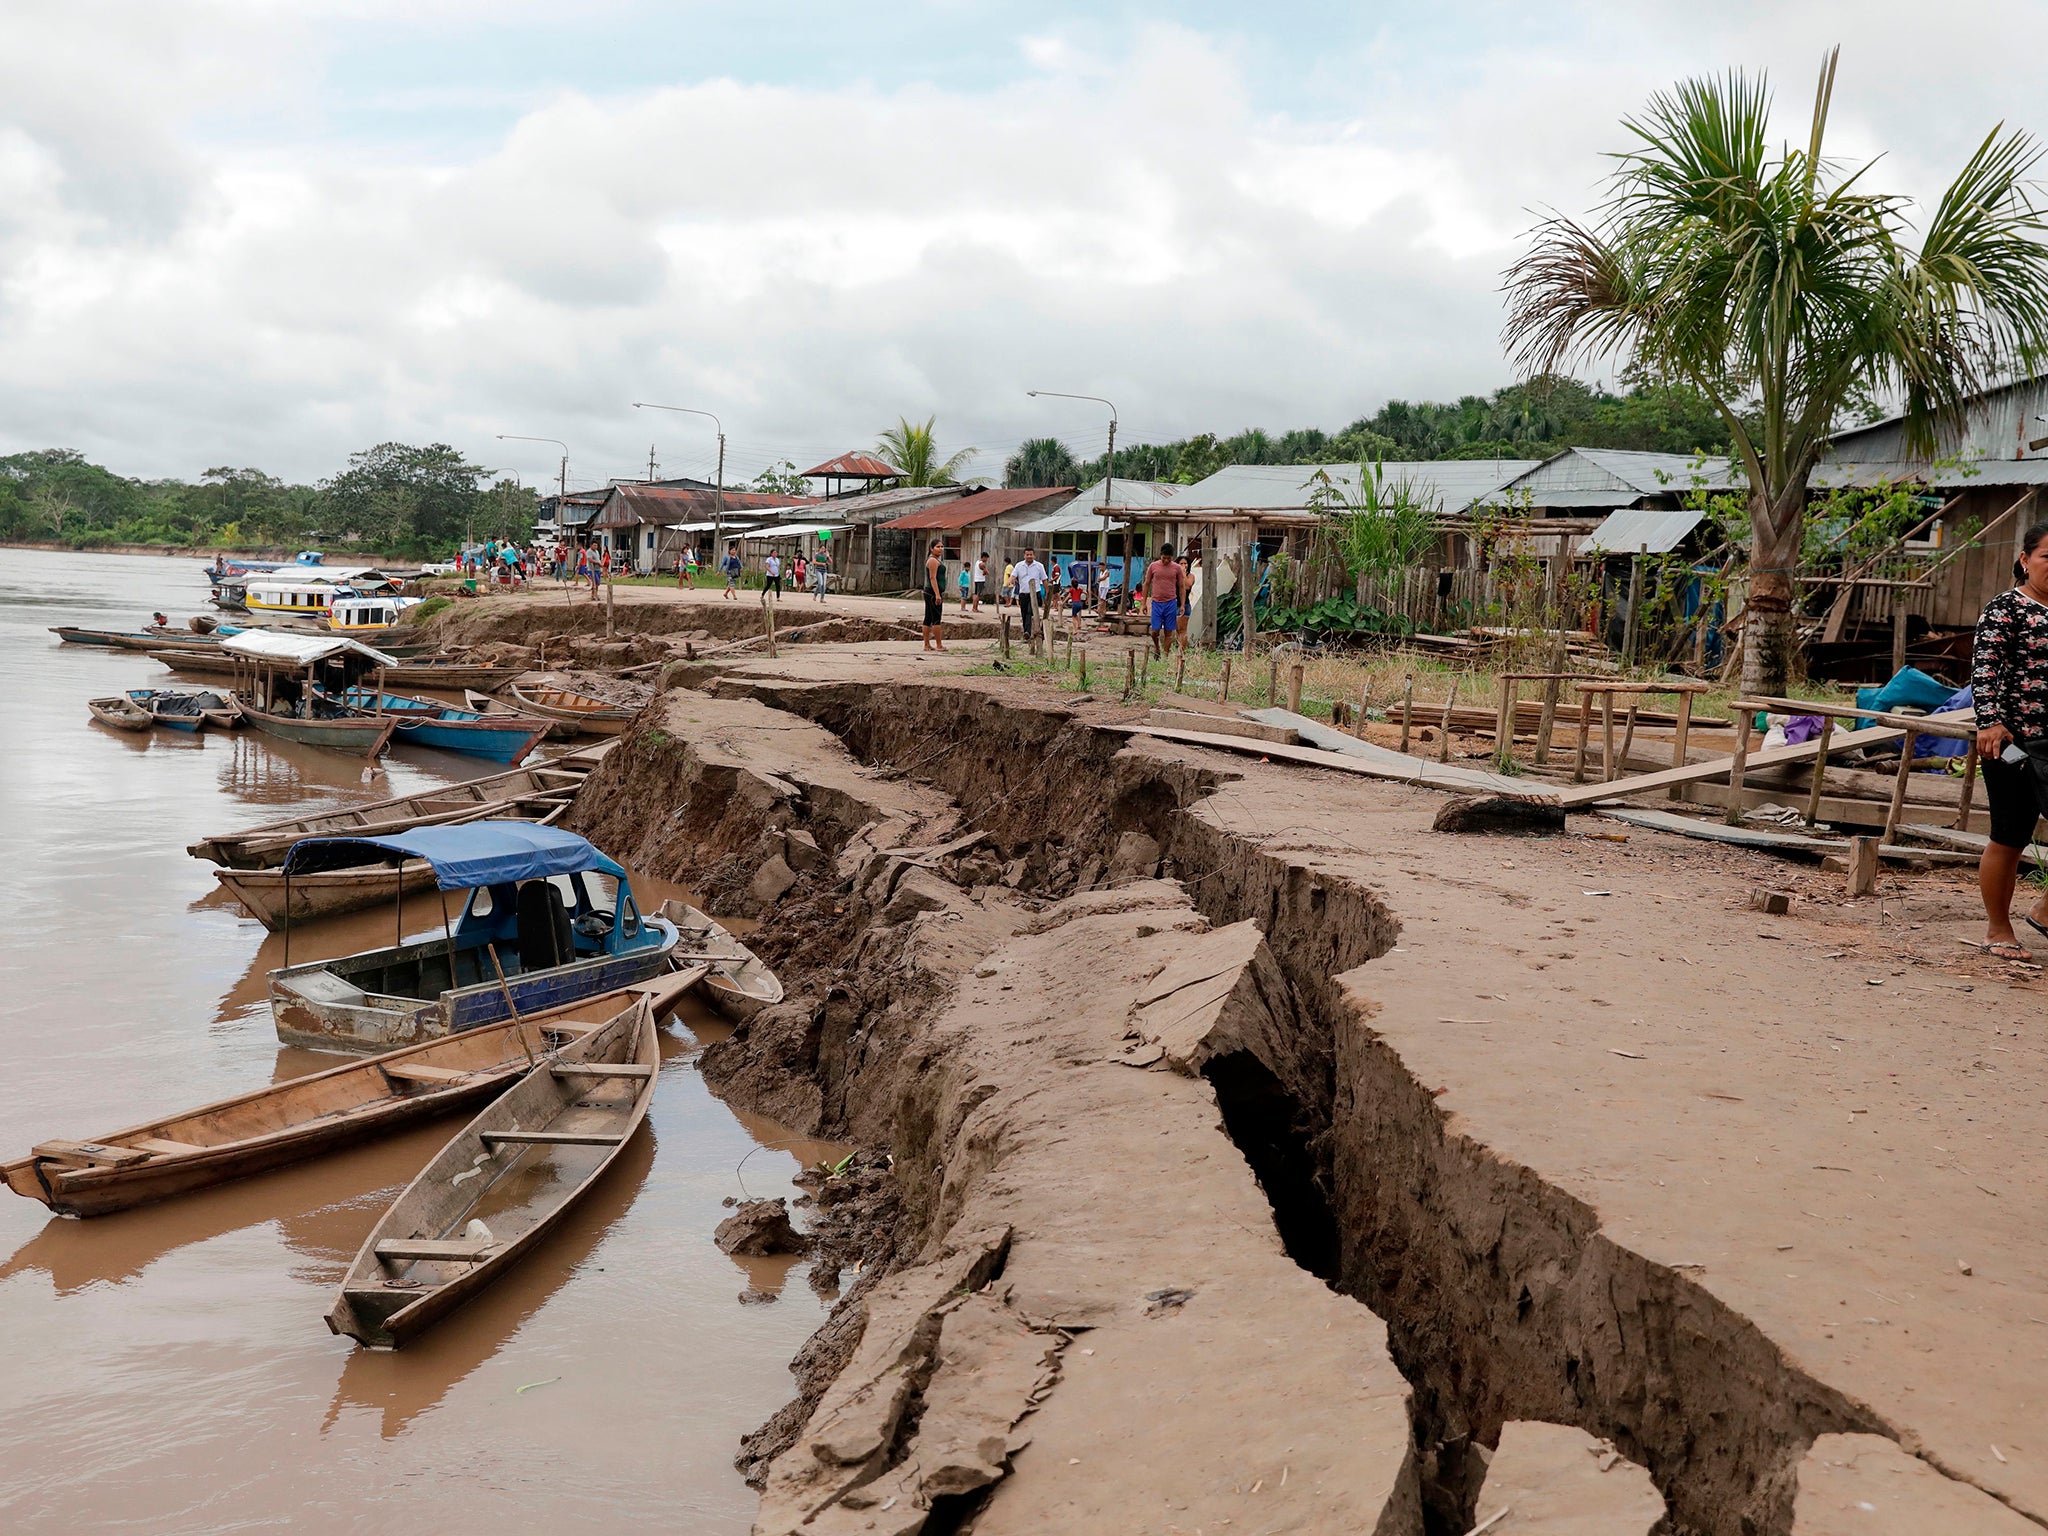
[[766, 600, 776, 658], [1571, 692, 1594, 783], [1286, 661, 1304, 716], [1066, 633, 1075, 671], [1802, 715, 1835, 828], [1723, 707, 1753, 826], [1882, 736, 1915, 845], [1176, 649, 1187, 694], [1620, 547, 1645, 665], [1266, 653, 1279, 707], [1125, 648, 1136, 699], [1355, 686, 1370, 739], [1534, 675, 1561, 765], [1891, 603, 1910, 677], [1079, 647, 1088, 688], [1955, 743, 1979, 832], [1666, 690, 1695, 800], [1238, 549, 1257, 658], [1437, 680, 1458, 765], [1618, 703, 1639, 769], [1600, 691, 1617, 781], [605, 572, 615, 638], [1219, 657, 1232, 701], [1846, 835, 1880, 897], [1398, 674, 1414, 754], [1001, 614, 1011, 657]]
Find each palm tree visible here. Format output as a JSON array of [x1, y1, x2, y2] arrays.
[[1504, 50, 2048, 691], [877, 416, 977, 487], [1005, 437, 1081, 488]]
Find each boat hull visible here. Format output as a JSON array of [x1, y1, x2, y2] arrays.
[[88, 697, 155, 731], [382, 664, 526, 689], [387, 717, 547, 763], [658, 901, 782, 1021], [270, 920, 681, 1053], [326, 999, 658, 1348], [503, 684, 635, 737], [214, 859, 440, 931], [240, 703, 396, 757]]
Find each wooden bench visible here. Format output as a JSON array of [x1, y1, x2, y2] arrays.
[[481, 1130, 625, 1147], [129, 1137, 206, 1156], [375, 1238, 493, 1264], [549, 1064, 654, 1080], [383, 1063, 475, 1086]]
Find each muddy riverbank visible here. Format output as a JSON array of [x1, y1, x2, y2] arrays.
[[566, 660, 2045, 1535]]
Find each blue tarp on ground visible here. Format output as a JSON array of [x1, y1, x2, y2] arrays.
[[282, 820, 628, 889]]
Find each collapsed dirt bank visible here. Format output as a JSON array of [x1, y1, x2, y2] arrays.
[[569, 667, 2044, 1535]]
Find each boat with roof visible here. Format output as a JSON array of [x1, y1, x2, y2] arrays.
[[266, 821, 680, 1052]]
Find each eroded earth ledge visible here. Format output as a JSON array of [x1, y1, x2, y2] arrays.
[[567, 668, 2043, 1536]]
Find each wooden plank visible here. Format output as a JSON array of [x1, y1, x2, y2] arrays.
[[1552, 710, 1973, 810], [1146, 709, 1299, 745], [480, 1130, 626, 1146], [1673, 778, 1986, 833], [128, 1137, 205, 1156], [375, 1238, 493, 1263], [33, 1139, 152, 1167], [1126, 724, 1552, 801], [382, 1063, 474, 1085], [550, 1063, 655, 1079], [1896, 821, 2046, 865], [1596, 807, 1976, 864]]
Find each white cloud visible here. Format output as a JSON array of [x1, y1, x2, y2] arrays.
[[0, 3, 2043, 487]]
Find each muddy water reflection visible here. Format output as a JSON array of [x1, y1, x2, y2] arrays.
[[0, 550, 835, 1533]]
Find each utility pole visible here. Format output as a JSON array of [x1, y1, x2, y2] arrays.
[[647, 444, 657, 482], [634, 402, 725, 564], [1027, 388, 1119, 609]]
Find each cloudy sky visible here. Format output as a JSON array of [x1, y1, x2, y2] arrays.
[[1, 1, 2042, 489]]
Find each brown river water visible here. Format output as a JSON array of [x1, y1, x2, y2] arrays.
[[0, 548, 837, 1534]]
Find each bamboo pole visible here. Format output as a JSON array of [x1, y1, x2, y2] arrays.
[[1398, 675, 1414, 753], [1723, 708, 1754, 827], [1803, 716, 1835, 827]]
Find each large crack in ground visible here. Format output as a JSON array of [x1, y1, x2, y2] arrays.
[[567, 673, 2034, 1535]]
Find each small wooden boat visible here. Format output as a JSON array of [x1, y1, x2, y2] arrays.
[[54, 626, 218, 652], [465, 689, 577, 740], [88, 695, 155, 732], [658, 901, 783, 1021], [502, 682, 637, 737], [269, 823, 681, 1052], [382, 662, 527, 690], [215, 858, 440, 930], [188, 754, 605, 869], [326, 995, 659, 1347], [338, 687, 550, 765], [240, 698, 396, 757], [127, 687, 236, 732], [0, 982, 694, 1219]]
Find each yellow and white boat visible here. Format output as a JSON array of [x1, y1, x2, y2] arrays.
[[328, 595, 421, 634]]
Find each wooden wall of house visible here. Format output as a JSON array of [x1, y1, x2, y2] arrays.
[[1847, 485, 2037, 633]]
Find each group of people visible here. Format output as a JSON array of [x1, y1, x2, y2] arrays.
[[918, 541, 1201, 655], [685, 544, 832, 603]]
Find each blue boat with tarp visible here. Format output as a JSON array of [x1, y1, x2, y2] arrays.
[[267, 822, 679, 1052]]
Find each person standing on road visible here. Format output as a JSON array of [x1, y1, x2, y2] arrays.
[[792, 552, 807, 592], [1972, 521, 2048, 958], [1175, 551, 1193, 652], [923, 540, 947, 652], [1013, 547, 1047, 641], [722, 543, 742, 600], [1143, 542, 1181, 659], [764, 550, 782, 599], [1002, 560, 1016, 608], [811, 546, 831, 601], [971, 553, 987, 613]]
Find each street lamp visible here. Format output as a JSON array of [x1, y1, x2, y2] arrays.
[[1028, 389, 1120, 609], [633, 402, 725, 558]]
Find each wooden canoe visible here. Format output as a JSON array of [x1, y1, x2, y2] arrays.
[[88, 695, 155, 732], [239, 700, 397, 758], [214, 858, 441, 930], [188, 756, 603, 869], [381, 662, 527, 690], [326, 995, 659, 1348], [1, 1005, 614, 1219], [658, 901, 783, 1021], [502, 683, 637, 737], [465, 689, 578, 740]]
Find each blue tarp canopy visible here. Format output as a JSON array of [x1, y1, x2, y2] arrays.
[[282, 820, 628, 890]]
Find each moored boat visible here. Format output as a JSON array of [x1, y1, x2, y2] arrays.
[[53, 626, 219, 652], [337, 687, 550, 765], [383, 662, 528, 690], [217, 630, 401, 758], [325, 995, 659, 1348], [464, 689, 577, 740], [268, 822, 680, 1052], [241, 699, 396, 757], [501, 682, 637, 737], [87, 695, 155, 732], [658, 900, 783, 1021], [215, 858, 441, 930], [0, 996, 640, 1218], [127, 688, 235, 732]]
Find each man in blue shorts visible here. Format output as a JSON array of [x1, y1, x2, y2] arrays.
[[1143, 542, 1181, 659]]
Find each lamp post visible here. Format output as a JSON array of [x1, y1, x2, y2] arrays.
[[633, 402, 725, 562], [1028, 389, 1119, 609]]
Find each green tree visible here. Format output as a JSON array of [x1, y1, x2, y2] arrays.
[[319, 442, 485, 556], [1505, 51, 2048, 691], [1004, 437, 1081, 488], [876, 416, 976, 486], [751, 460, 811, 495]]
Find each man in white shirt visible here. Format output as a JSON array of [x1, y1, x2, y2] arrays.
[[1013, 547, 1047, 641], [763, 551, 782, 599]]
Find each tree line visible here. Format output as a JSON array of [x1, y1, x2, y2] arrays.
[[0, 443, 538, 558], [1003, 373, 1743, 487]]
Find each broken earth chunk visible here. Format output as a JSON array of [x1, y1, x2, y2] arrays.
[[715, 1198, 810, 1257]]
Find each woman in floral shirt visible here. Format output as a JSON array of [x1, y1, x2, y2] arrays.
[[1970, 522, 2048, 956]]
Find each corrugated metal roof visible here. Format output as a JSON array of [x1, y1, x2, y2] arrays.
[[1826, 374, 2048, 463], [590, 485, 816, 529], [1813, 457, 2048, 489], [747, 522, 854, 538], [881, 486, 1076, 532], [1577, 508, 1705, 555], [1062, 478, 1185, 510], [802, 452, 904, 479], [1178, 460, 1539, 513], [1010, 506, 1117, 535]]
